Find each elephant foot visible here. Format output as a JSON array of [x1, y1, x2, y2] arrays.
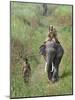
[[51, 77, 59, 83], [51, 78, 56, 83], [48, 72, 53, 80]]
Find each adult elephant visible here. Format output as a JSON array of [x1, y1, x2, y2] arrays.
[[40, 40, 64, 82]]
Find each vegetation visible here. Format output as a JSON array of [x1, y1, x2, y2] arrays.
[[10, 2, 73, 98]]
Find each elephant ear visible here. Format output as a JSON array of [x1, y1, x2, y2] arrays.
[[39, 44, 46, 56]]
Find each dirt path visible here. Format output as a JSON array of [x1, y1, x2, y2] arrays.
[[31, 56, 47, 84]]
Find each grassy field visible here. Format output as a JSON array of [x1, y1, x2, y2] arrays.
[[10, 2, 73, 98]]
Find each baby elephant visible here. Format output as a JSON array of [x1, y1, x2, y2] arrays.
[[22, 58, 31, 83]]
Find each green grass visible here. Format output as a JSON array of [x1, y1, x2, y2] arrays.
[[10, 2, 73, 98]]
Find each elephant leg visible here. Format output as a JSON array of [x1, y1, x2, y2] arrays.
[[47, 64, 52, 80], [52, 56, 63, 82], [51, 65, 58, 82], [52, 46, 64, 82], [46, 48, 56, 80]]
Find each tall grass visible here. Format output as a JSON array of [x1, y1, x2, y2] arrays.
[[10, 2, 73, 98]]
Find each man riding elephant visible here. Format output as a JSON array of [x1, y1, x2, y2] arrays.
[[40, 25, 64, 82]]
